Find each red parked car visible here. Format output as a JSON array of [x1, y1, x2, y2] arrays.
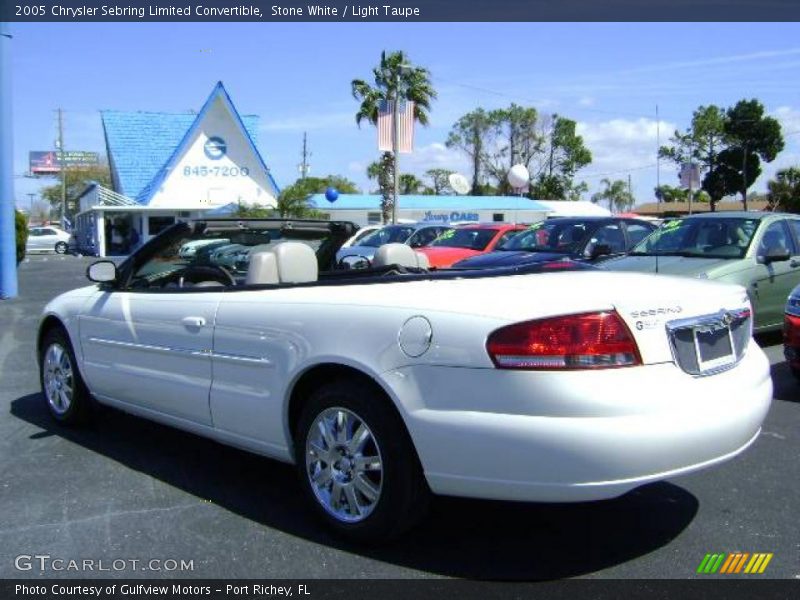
[[416, 223, 527, 268], [784, 284, 800, 380]]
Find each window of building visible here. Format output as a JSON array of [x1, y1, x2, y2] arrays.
[[367, 212, 382, 225], [493, 213, 505, 222]]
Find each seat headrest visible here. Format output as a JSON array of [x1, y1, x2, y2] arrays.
[[373, 243, 423, 269], [245, 251, 279, 286], [272, 242, 318, 283]]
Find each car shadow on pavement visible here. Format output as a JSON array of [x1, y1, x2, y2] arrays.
[[770, 361, 799, 403], [11, 393, 698, 580]]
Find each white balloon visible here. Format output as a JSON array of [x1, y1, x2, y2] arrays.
[[507, 164, 530, 188]]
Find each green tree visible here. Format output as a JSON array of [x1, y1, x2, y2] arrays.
[[233, 202, 273, 218], [592, 178, 633, 213], [16, 210, 28, 264], [722, 99, 784, 208], [483, 104, 543, 195], [40, 163, 112, 217], [660, 101, 783, 210], [530, 115, 592, 200], [445, 109, 492, 195], [659, 105, 726, 210], [767, 167, 800, 212], [398, 173, 424, 195], [276, 175, 360, 217], [352, 50, 437, 222], [654, 184, 689, 203], [423, 168, 455, 195]]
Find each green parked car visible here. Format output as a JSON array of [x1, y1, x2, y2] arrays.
[[602, 212, 800, 332]]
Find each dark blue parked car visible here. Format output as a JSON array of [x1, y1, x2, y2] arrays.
[[452, 217, 657, 269]]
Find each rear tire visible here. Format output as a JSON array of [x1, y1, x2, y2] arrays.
[[39, 327, 91, 425], [54, 241, 67, 254], [294, 379, 429, 542]]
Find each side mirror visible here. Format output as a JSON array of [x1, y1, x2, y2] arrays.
[[760, 247, 791, 264], [87, 260, 118, 283], [590, 243, 613, 259]]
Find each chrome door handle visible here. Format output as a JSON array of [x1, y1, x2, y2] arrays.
[[181, 316, 206, 328]]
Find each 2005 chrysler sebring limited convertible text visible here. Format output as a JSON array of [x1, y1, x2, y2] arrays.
[[37, 219, 772, 541]]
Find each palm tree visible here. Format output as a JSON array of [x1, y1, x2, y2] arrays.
[[352, 50, 436, 222], [592, 178, 634, 213]]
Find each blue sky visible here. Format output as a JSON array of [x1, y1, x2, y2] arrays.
[[9, 22, 800, 210]]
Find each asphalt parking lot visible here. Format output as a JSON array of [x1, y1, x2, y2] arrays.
[[0, 254, 798, 580]]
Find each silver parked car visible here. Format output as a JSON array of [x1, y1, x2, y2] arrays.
[[335, 223, 453, 267], [27, 226, 71, 254]]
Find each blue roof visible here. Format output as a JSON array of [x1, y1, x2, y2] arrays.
[[308, 194, 551, 211], [101, 82, 273, 204]]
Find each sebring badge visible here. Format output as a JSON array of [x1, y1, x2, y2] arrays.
[[629, 306, 683, 319]]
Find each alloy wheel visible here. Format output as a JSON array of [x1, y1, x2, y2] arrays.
[[305, 407, 383, 523]]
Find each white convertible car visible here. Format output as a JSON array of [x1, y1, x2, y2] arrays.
[[38, 218, 772, 540]]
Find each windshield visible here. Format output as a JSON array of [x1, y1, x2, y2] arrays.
[[358, 226, 415, 247], [430, 228, 498, 250], [500, 221, 590, 253], [631, 217, 759, 259]]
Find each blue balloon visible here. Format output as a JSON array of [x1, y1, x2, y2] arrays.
[[325, 187, 339, 203]]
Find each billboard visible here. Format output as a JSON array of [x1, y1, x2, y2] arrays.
[[29, 150, 99, 174]]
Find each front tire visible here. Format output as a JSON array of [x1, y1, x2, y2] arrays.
[[54, 241, 68, 254], [294, 380, 429, 542], [39, 328, 91, 425]]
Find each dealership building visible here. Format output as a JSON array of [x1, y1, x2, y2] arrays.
[[74, 81, 280, 256], [306, 195, 609, 226]]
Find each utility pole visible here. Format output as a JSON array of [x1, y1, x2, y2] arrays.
[[628, 174, 633, 209], [656, 104, 661, 205], [742, 141, 749, 212], [0, 21, 17, 299], [27, 193, 36, 216], [298, 132, 311, 180], [57, 108, 67, 225]]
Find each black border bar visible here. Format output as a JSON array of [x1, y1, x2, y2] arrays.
[[3, 579, 800, 600], [3, 1, 800, 22]]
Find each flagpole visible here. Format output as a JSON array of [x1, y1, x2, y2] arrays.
[[391, 75, 400, 225]]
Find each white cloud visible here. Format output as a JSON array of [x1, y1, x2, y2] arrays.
[[400, 142, 471, 176], [577, 117, 675, 177], [773, 106, 800, 134], [578, 96, 595, 107]]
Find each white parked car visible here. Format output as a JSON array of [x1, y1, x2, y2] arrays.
[[27, 226, 71, 254], [37, 218, 771, 541]]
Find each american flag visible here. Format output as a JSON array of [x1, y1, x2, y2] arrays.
[[377, 100, 415, 153]]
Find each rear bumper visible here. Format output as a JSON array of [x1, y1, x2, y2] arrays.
[[384, 345, 772, 502]]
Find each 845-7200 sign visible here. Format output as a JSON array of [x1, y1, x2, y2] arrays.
[[183, 166, 250, 177]]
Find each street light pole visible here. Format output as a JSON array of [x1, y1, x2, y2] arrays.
[[0, 22, 17, 299], [391, 72, 400, 225], [390, 63, 411, 225]]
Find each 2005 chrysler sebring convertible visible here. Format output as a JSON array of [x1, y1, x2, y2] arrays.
[[37, 218, 772, 540]]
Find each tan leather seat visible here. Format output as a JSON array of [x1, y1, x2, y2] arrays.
[[272, 242, 318, 283], [245, 251, 279, 285], [373, 243, 426, 269], [246, 242, 318, 285]]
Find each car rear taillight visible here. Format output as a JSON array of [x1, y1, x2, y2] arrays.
[[486, 311, 642, 370]]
